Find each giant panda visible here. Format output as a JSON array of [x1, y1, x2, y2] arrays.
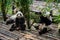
[[6, 11, 23, 25], [38, 12, 52, 35], [32, 11, 52, 35], [9, 11, 26, 31], [39, 17, 51, 35]]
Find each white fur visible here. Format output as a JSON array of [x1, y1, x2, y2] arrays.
[[16, 11, 23, 16], [10, 11, 23, 20], [6, 11, 24, 22]]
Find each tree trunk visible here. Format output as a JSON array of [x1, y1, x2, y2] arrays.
[[26, 13, 31, 29], [1, 0, 6, 21], [12, 0, 15, 14], [12, 5, 15, 14], [27, 18, 30, 29]]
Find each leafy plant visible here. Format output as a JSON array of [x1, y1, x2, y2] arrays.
[[53, 15, 60, 23]]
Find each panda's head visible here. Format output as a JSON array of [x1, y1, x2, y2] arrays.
[[16, 11, 24, 18]]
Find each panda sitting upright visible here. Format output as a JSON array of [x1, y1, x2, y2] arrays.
[[38, 12, 52, 35], [6, 11, 23, 25], [9, 12, 26, 31]]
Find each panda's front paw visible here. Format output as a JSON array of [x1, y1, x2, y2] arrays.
[[9, 28, 15, 31]]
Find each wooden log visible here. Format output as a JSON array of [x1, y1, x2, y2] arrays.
[[0, 28, 19, 40]]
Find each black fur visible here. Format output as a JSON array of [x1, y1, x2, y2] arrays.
[[9, 24, 16, 31], [39, 27, 47, 35], [6, 19, 14, 25], [9, 17, 26, 31], [40, 15, 52, 26]]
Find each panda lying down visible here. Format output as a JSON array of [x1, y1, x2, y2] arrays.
[[6, 11, 23, 25]]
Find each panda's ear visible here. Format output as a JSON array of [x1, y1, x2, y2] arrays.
[[16, 11, 18, 13]]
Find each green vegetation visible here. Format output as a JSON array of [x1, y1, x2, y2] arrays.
[[0, 0, 60, 24]]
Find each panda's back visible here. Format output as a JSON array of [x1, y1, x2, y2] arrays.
[[10, 15, 17, 20]]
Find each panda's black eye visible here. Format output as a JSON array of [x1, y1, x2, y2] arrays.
[[20, 14, 22, 16]]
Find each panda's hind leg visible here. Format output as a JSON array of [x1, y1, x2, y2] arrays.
[[20, 24, 26, 31], [9, 24, 16, 31], [39, 27, 47, 35]]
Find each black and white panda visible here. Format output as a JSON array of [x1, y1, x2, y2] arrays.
[[38, 16, 51, 35], [38, 12, 52, 35], [9, 11, 26, 31], [6, 11, 23, 25]]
